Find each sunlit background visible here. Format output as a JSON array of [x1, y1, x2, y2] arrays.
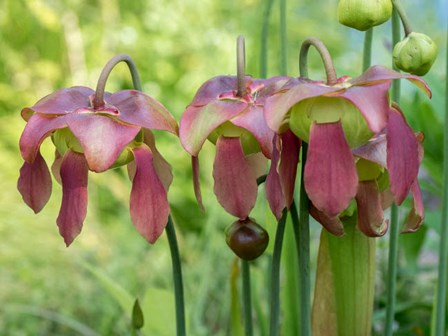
[[0, 0, 447, 335]]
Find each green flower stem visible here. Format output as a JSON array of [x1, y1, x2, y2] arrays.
[[241, 260, 254, 336], [385, 8, 402, 336], [392, 0, 413, 36], [237, 35, 247, 97], [166, 216, 186, 336], [259, 0, 275, 78], [94, 53, 142, 109], [362, 28, 373, 72], [299, 37, 337, 85], [269, 209, 288, 336], [279, 0, 288, 76], [434, 22, 448, 336]]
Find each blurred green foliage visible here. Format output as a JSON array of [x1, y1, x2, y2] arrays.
[[0, 0, 446, 335]]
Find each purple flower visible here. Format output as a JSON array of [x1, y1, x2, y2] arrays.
[[264, 65, 430, 235], [18, 86, 178, 245]]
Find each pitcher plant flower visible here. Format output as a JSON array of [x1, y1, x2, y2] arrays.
[[179, 36, 297, 221], [264, 37, 431, 236], [18, 54, 178, 245]]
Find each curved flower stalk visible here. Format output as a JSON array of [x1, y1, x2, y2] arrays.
[[179, 38, 297, 221], [265, 49, 431, 236], [17, 55, 178, 246]]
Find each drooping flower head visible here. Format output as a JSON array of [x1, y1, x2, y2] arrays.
[[264, 38, 431, 236], [18, 54, 178, 245]]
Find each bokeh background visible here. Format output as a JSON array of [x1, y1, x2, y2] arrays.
[[0, 0, 447, 335]]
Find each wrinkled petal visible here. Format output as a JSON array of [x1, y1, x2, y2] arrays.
[[21, 86, 94, 120], [279, 131, 301, 207], [305, 121, 358, 217], [213, 136, 257, 218], [107, 90, 178, 134], [19, 113, 68, 162], [192, 156, 204, 211], [352, 133, 387, 167], [386, 107, 419, 205], [66, 113, 140, 172], [130, 145, 170, 243], [309, 203, 345, 236], [179, 100, 247, 156], [381, 187, 395, 210], [336, 82, 390, 133], [356, 181, 388, 237], [402, 181, 424, 233], [56, 150, 89, 246], [51, 150, 63, 184], [17, 151, 52, 213], [349, 65, 431, 98], [265, 136, 285, 220]]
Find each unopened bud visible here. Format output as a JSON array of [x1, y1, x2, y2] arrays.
[[225, 218, 269, 260], [338, 0, 392, 31]]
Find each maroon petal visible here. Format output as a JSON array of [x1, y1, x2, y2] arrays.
[[309, 203, 345, 236], [246, 152, 268, 179], [66, 113, 140, 172], [305, 121, 358, 217], [265, 136, 286, 220], [107, 90, 178, 134], [279, 131, 301, 207], [402, 181, 424, 233], [213, 136, 258, 219], [143, 129, 173, 190], [21, 86, 94, 120], [192, 156, 205, 211], [352, 133, 387, 167], [19, 114, 68, 162], [386, 107, 419, 205], [179, 100, 247, 156], [56, 150, 89, 246], [356, 181, 388, 237], [337, 82, 391, 133], [51, 150, 63, 184], [17, 151, 52, 213], [190, 76, 240, 106], [130, 145, 170, 243]]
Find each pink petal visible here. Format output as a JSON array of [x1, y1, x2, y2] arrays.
[[192, 156, 204, 211], [336, 82, 391, 133], [66, 113, 140, 172], [130, 145, 170, 243], [309, 203, 344, 236], [21, 86, 94, 120], [213, 136, 258, 219], [352, 133, 387, 167], [246, 152, 268, 179], [402, 181, 424, 233], [304, 121, 358, 217], [143, 129, 173, 190], [189, 76, 241, 106], [265, 136, 286, 220], [355, 181, 388, 237], [17, 151, 52, 213], [179, 100, 247, 156], [107, 90, 178, 134], [56, 150, 89, 246], [231, 105, 274, 158], [264, 78, 339, 133], [279, 131, 301, 207], [51, 150, 63, 184], [19, 114, 68, 163], [386, 107, 419, 205], [349, 65, 431, 98]]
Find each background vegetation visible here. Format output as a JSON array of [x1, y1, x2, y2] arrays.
[[0, 0, 447, 335]]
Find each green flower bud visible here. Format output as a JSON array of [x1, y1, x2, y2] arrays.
[[289, 97, 374, 148], [338, 0, 392, 31], [225, 218, 269, 260], [208, 121, 261, 155], [393, 32, 438, 76]]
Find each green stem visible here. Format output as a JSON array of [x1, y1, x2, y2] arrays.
[[392, 0, 413, 36], [242, 260, 254, 336], [269, 209, 288, 336], [166, 216, 186, 336], [279, 0, 288, 75], [434, 22, 448, 336], [299, 37, 337, 85], [260, 0, 275, 78], [362, 28, 373, 72], [385, 8, 401, 336], [237, 35, 246, 97], [94, 53, 142, 109]]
